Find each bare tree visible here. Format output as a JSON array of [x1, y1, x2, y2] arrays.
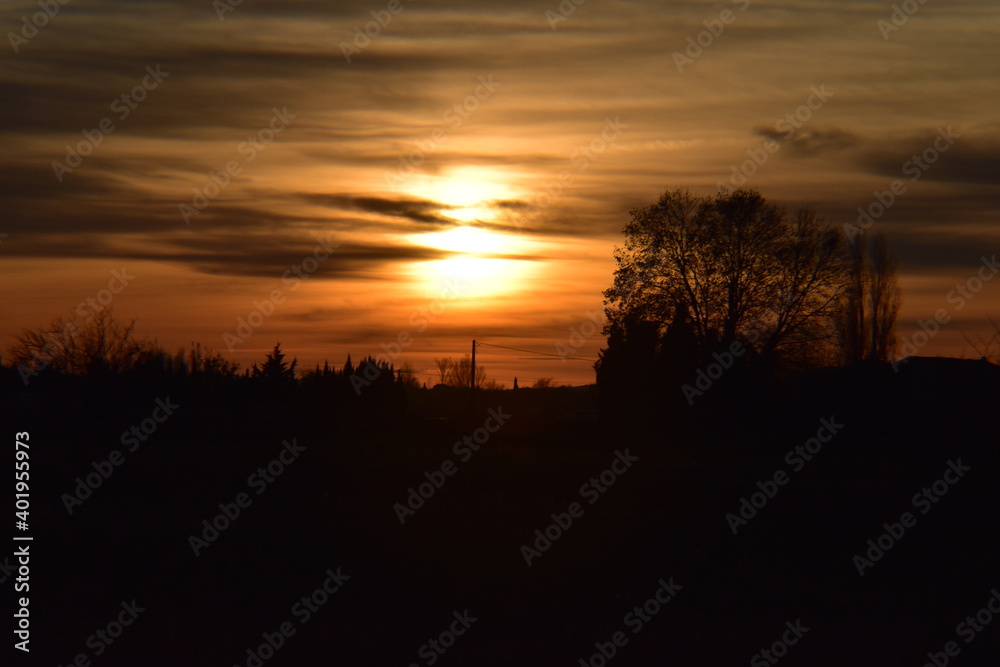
[[961, 317, 1000, 363], [184, 342, 240, 376], [397, 361, 422, 389], [8, 308, 157, 381], [434, 357, 451, 385], [840, 235, 866, 364], [444, 354, 487, 389], [867, 233, 901, 360], [836, 231, 901, 363]]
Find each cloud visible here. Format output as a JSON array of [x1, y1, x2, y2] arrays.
[[855, 128, 1000, 187], [1, 0, 998, 376], [753, 126, 861, 156], [297, 194, 456, 226]]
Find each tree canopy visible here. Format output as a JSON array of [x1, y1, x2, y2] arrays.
[[602, 189, 848, 370]]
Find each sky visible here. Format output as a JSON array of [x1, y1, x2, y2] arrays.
[[2, 0, 998, 387]]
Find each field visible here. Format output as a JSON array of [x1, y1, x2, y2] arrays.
[[11, 359, 1000, 666]]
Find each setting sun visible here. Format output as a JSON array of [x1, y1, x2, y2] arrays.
[[5, 2, 998, 663], [399, 167, 519, 222], [412, 226, 518, 255], [404, 225, 540, 298]]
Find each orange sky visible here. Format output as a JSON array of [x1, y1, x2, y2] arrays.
[[2, 0, 998, 386]]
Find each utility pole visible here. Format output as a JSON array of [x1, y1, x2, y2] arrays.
[[470, 339, 476, 414]]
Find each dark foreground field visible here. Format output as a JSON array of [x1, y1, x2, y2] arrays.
[[7, 358, 1000, 666]]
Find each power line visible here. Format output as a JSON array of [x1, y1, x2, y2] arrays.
[[476, 341, 594, 362]]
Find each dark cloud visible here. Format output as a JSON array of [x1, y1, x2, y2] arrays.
[[297, 194, 456, 226], [856, 129, 1000, 187], [1, 0, 997, 375], [888, 233, 999, 276], [753, 126, 861, 156], [3, 230, 454, 280]]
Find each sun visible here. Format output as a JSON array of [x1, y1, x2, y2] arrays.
[[415, 226, 516, 255], [398, 167, 517, 223], [395, 166, 541, 297], [404, 225, 539, 298], [432, 179, 502, 208]]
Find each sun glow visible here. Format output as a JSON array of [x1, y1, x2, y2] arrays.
[[399, 167, 518, 223], [414, 226, 519, 255], [395, 167, 542, 297], [404, 225, 540, 298]]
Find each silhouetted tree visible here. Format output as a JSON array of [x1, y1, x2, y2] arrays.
[[185, 342, 241, 377], [251, 343, 297, 385], [348, 355, 404, 413], [443, 354, 487, 389], [836, 232, 901, 363], [655, 302, 700, 389], [603, 189, 847, 374], [595, 314, 660, 412], [434, 357, 451, 385], [8, 308, 158, 383], [962, 317, 1000, 364], [396, 361, 421, 389]]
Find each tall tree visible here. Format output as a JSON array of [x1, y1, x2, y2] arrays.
[[602, 188, 846, 372], [434, 357, 451, 385], [836, 231, 901, 363]]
